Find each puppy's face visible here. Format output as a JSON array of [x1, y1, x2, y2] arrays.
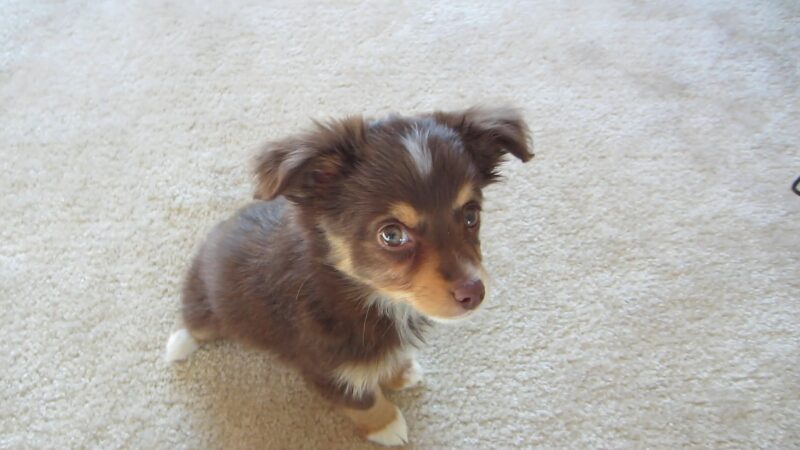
[[255, 107, 532, 321]]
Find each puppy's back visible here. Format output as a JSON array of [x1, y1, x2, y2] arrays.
[[183, 198, 304, 346]]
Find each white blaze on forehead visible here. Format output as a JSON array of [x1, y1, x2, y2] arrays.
[[401, 126, 433, 176]]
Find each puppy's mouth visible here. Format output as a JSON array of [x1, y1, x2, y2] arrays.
[[426, 309, 478, 324]]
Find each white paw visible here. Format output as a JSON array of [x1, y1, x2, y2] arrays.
[[366, 406, 408, 447], [401, 360, 423, 390], [164, 329, 199, 362]]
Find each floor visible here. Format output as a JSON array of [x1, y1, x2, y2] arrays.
[[2, 1, 799, 448]]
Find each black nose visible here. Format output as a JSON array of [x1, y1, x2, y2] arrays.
[[452, 279, 485, 310]]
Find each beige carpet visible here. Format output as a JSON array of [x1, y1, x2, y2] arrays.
[[2, 1, 799, 448]]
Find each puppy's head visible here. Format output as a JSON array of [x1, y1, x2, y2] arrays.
[[255, 107, 533, 321]]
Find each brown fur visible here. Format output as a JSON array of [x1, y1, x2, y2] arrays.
[[179, 106, 532, 439]]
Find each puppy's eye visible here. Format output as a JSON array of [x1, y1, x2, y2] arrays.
[[378, 224, 410, 248], [464, 205, 480, 228]]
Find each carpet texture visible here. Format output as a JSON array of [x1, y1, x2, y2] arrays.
[[2, 1, 799, 448]]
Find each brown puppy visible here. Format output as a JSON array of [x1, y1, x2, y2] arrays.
[[165, 107, 533, 446]]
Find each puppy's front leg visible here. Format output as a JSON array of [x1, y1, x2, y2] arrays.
[[382, 357, 423, 391], [342, 387, 408, 447], [308, 376, 407, 446]]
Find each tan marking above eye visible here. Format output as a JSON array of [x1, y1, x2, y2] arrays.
[[454, 182, 477, 209], [389, 203, 421, 229]]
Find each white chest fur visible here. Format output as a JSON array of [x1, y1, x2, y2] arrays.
[[332, 295, 424, 398], [333, 346, 414, 399]]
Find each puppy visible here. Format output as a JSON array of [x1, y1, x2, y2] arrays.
[[165, 106, 533, 446]]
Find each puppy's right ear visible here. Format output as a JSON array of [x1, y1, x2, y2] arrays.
[[432, 106, 533, 184], [253, 117, 366, 203]]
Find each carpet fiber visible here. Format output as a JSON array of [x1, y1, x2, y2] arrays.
[[2, 1, 799, 448]]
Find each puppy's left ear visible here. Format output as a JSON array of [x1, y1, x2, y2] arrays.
[[253, 116, 366, 203], [432, 106, 533, 183]]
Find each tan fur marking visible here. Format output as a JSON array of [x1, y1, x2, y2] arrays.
[[454, 182, 476, 209], [324, 228, 369, 284], [342, 388, 398, 435], [382, 359, 413, 391], [371, 250, 459, 319], [407, 250, 461, 318], [389, 202, 421, 228]]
